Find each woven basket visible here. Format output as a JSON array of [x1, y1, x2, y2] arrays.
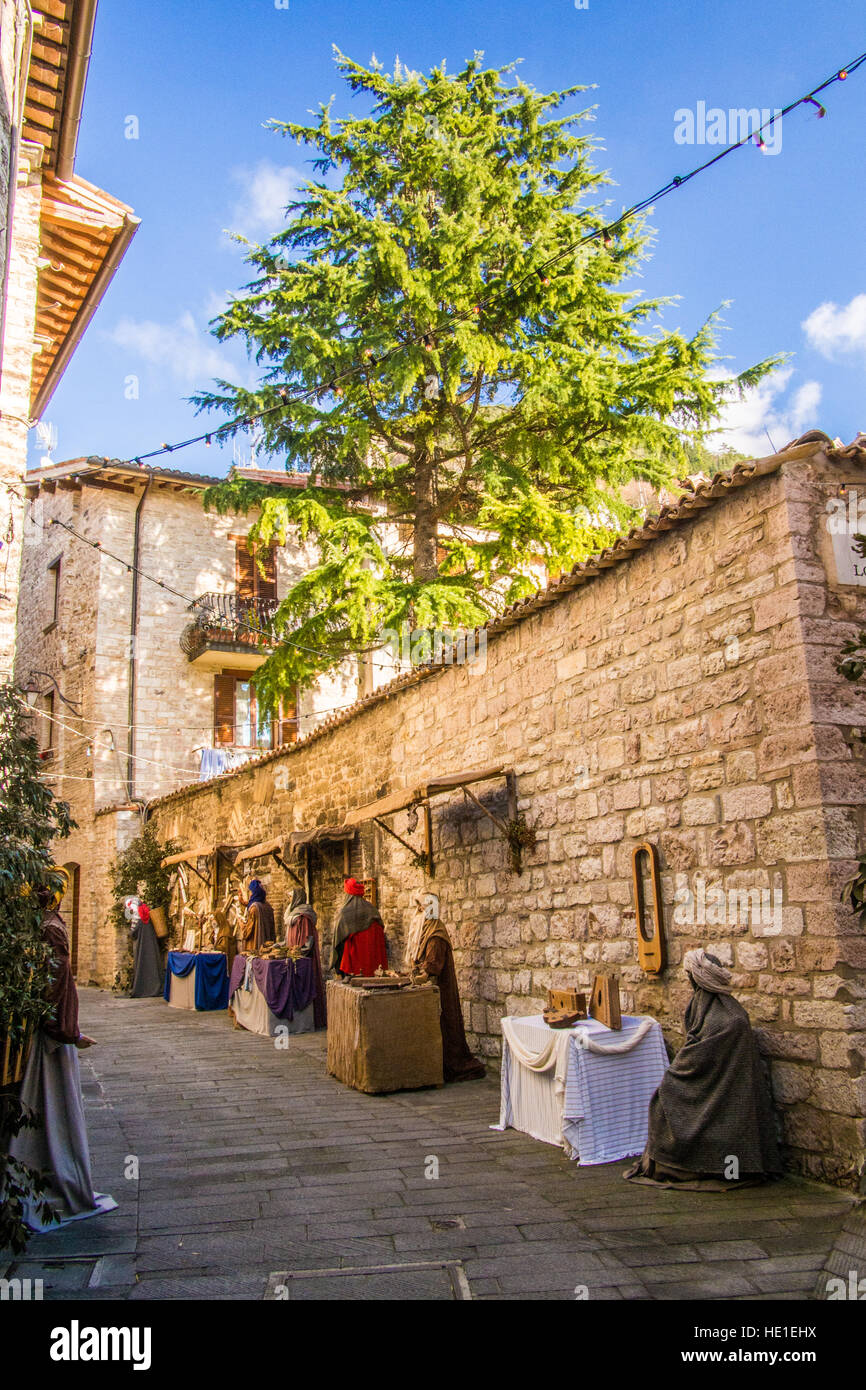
[[150, 905, 168, 939], [1, 1026, 32, 1086]]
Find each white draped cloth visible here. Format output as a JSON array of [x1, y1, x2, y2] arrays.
[[496, 1014, 669, 1165], [229, 976, 315, 1038]]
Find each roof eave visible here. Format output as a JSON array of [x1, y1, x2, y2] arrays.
[[54, 0, 99, 182], [32, 212, 139, 420]]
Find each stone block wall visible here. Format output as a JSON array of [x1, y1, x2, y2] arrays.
[[76, 443, 866, 1185], [0, 132, 40, 677]]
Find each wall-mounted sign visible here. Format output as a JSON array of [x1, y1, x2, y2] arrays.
[[829, 530, 866, 586]]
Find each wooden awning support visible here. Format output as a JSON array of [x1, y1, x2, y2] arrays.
[[288, 825, 355, 882], [234, 835, 306, 889], [344, 764, 515, 878], [162, 847, 212, 866], [161, 847, 212, 887], [235, 835, 284, 864], [287, 826, 354, 852]]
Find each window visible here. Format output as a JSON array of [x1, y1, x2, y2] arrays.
[[46, 557, 61, 628], [213, 672, 297, 749], [235, 539, 276, 604]]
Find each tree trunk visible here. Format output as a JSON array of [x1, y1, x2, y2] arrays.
[[413, 446, 439, 582]]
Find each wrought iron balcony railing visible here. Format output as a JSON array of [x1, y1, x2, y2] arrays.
[[180, 592, 280, 659]]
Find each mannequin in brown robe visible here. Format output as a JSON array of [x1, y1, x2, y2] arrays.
[[7, 884, 116, 1230], [406, 893, 485, 1083], [239, 879, 275, 951]]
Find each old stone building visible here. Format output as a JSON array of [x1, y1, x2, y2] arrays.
[[0, 0, 137, 676], [119, 433, 866, 1189], [15, 454, 398, 975]]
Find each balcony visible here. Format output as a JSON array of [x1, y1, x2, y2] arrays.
[[180, 592, 279, 670]]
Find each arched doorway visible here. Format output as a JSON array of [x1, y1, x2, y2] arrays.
[[63, 863, 80, 976]]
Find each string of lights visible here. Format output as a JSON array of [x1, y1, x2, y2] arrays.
[[33, 509, 401, 671], [3, 475, 453, 688], [103, 49, 866, 469], [22, 698, 205, 779], [6, 49, 864, 706]]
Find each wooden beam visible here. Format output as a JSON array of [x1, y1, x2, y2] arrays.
[[374, 815, 422, 860], [272, 851, 304, 889], [461, 783, 509, 835], [423, 801, 434, 879]]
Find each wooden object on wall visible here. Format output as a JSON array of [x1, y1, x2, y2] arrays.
[[631, 841, 666, 975], [547, 988, 586, 1016], [589, 974, 622, 1031]]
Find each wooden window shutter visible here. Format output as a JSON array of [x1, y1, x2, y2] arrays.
[[213, 673, 235, 745], [235, 541, 257, 601], [256, 545, 277, 604], [276, 691, 298, 747]]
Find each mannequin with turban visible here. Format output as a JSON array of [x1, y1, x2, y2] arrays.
[[625, 949, 781, 1187], [405, 891, 485, 1083], [331, 878, 388, 976], [240, 879, 275, 952]]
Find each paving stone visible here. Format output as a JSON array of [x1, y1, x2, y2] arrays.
[[694, 1240, 770, 1261], [5, 986, 850, 1304]]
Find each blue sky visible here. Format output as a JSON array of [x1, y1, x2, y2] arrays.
[[35, 0, 866, 476]]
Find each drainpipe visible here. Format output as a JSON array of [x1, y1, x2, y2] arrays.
[[0, 0, 33, 396], [126, 471, 152, 800]]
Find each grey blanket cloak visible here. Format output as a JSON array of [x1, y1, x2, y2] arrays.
[[130, 917, 164, 998], [7, 1034, 118, 1230], [642, 988, 782, 1177]]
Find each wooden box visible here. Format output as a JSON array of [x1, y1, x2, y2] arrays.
[[547, 988, 586, 1016], [326, 979, 443, 1093]]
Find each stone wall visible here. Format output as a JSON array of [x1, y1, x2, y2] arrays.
[[0, 110, 40, 676], [79, 442, 866, 1186], [15, 470, 377, 984]]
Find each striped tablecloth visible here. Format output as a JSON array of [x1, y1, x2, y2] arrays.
[[497, 1014, 669, 1165]]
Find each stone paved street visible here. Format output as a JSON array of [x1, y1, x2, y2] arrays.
[[1, 987, 856, 1302]]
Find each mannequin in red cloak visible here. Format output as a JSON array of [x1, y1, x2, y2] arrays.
[[331, 878, 388, 976]]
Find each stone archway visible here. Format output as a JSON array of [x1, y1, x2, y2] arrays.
[[62, 862, 81, 976]]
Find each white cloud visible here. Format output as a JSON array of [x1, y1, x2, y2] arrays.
[[708, 367, 823, 456], [802, 293, 866, 359], [226, 160, 303, 240], [789, 380, 822, 434], [107, 311, 243, 387]]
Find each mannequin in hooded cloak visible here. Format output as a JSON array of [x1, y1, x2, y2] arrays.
[[284, 888, 326, 1028], [331, 878, 388, 976], [129, 902, 163, 998], [240, 879, 275, 951], [625, 949, 781, 1186], [406, 892, 485, 1083], [7, 886, 117, 1230]]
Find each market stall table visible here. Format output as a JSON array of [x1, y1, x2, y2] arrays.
[[496, 1013, 668, 1165], [228, 954, 319, 1037], [327, 978, 443, 1093], [164, 951, 229, 1012]]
